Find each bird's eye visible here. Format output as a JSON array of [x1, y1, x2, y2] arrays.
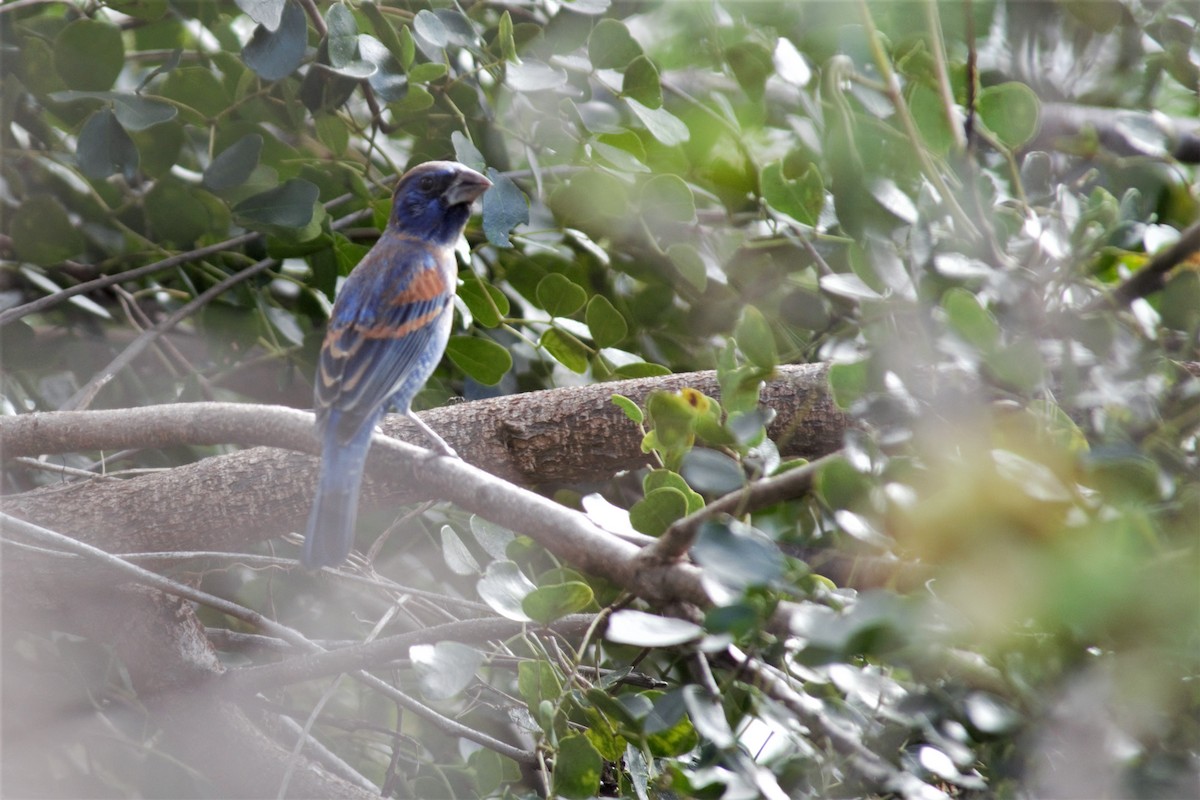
[[418, 175, 437, 192]]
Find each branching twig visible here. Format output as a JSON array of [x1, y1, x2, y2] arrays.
[[1086, 218, 1200, 311]]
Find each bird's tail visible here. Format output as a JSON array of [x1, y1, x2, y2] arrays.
[[302, 422, 373, 569]]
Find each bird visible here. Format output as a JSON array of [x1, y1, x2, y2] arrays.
[[302, 160, 492, 569]]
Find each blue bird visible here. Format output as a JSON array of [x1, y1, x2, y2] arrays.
[[302, 161, 492, 569]]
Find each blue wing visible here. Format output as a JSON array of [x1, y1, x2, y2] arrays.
[[315, 232, 456, 443]]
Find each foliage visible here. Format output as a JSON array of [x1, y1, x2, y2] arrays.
[[2, 0, 1199, 798]]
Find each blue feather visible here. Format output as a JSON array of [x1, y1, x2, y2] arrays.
[[300, 161, 491, 569]]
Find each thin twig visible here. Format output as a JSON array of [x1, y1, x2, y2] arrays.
[[1087, 218, 1200, 310], [641, 452, 838, 565]]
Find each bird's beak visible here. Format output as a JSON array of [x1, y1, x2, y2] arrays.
[[444, 168, 493, 207]]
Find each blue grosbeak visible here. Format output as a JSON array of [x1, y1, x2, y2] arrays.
[[302, 161, 492, 569]]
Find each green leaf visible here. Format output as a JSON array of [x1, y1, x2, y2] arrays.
[[644, 469, 704, 514], [622, 55, 662, 107], [361, 1, 407, 64], [629, 487, 688, 536], [942, 287, 999, 352], [413, 9, 447, 47], [553, 735, 603, 800], [611, 394, 644, 424], [482, 168, 528, 247], [324, 3, 358, 69], [734, 306, 777, 370], [408, 61, 448, 83], [233, 178, 320, 229], [241, 0, 307, 81], [627, 98, 689, 146], [680, 448, 744, 496], [613, 362, 671, 379], [505, 60, 567, 91], [458, 274, 508, 328], [54, 19, 124, 91], [909, 82, 955, 155], [313, 113, 349, 154], [446, 335, 512, 385], [667, 243, 707, 291], [606, 609, 703, 647], [725, 41, 773, 98], [9, 196, 84, 266], [681, 685, 735, 748], [439, 524, 479, 576], [815, 456, 872, 510], [536, 273, 588, 317], [77, 108, 138, 180], [498, 10, 520, 63], [477, 560, 535, 621], [691, 519, 784, 594], [828, 359, 870, 410], [640, 174, 695, 224], [522, 581, 594, 624], [236, 0, 285, 29], [410, 642, 483, 700], [540, 327, 590, 373], [588, 19, 643, 69], [203, 133, 264, 192], [586, 295, 627, 348], [161, 66, 230, 119], [978, 81, 1040, 149], [760, 160, 824, 226], [144, 179, 229, 247], [518, 659, 561, 712], [1161, 269, 1200, 331], [451, 130, 486, 171]]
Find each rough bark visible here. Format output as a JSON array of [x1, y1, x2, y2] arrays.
[[0, 364, 843, 557]]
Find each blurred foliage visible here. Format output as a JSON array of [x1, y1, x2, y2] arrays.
[[2, 0, 1199, 798]]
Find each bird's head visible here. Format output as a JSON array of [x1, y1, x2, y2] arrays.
[[388, 161, 492, 246]]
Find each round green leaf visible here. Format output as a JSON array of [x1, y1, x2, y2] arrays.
[[77, 108, 138, 180], [725, 41, 773, 99], [112, 95, 177, 131], [611, 393, 644, 424], [536, 273, 587, 317], [640, 174, 695, 224], [667, 243, 708, 292], [55, 19, 124, 91], [458, 274, 509, 328], [588, 19, 642, 69], [691, 518, 784, 594], [522, 581, 595, 624], [324, 3, 358, 68], [680, 448, 744, 496], [232, 178, 320, 229], [241, 0, 307, 81], [144, 179, 229, 246], [476, 560, 535, 621], [10, 196, 84, 266], [413, 9, 447, 47], [586, 295, 627, 348], [505, 60, 568, 91], [828, 359, 870, 410], [482, 168, 528, 248], [236, 0, 286, 30], [734, 305, 777, 370], [942, 287, 999, 352], [540, 327, 590, 373], [629, 486, 688, 536], [627, 98, 690, 146], [978, 81, 1040, 149], [161, 66, 231, 119], [446, 335, 512, 385], [606, 609, 703, 647], [553, 735, 603, 800], [760, 160, 824, 226], [622, 55, 662, 108], [439, 524, 480, 576], [203, 134, 264, 192]]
